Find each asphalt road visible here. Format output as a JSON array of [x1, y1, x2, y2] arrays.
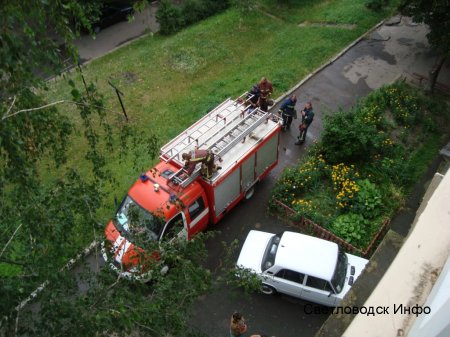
[[77, 11, 450, 337]]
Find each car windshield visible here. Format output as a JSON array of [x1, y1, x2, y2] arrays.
[[261, 234, 281, 271], [331, 247, 348, 293], [113, 195, 165, 244]]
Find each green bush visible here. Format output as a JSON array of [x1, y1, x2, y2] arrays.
[[382, 84, 421, 127], [321, 109, 383, 164], [365, 0, 389, 11], [353, 179, 382, 218], [156, 0, 183, 35], [329, 213, 369, 247], [157, 0, 230, 35]]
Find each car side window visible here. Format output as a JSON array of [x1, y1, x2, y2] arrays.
[[305, 276, 333, 292], [163, 213, 184, 240], [188, 197, 205, 220], [275, 269, 304, 284]]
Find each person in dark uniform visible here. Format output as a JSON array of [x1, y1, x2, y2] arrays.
[[247, 84, 261, 112], [278, 94, 297, 130], [295, 102, 314, 145]]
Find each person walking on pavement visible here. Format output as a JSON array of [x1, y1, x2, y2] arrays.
[[278, 94, 297, 130], [230, 312, 248, 337], [295, 101, 314, 145], [257, 77, 273, 112]]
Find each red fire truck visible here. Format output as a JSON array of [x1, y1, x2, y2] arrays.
[[102, 93, 281, 280]]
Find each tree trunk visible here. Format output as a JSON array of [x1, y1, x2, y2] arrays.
[[427, 54, 447, 94]]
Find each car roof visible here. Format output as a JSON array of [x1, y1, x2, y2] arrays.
[[275, 231, 339, 281]]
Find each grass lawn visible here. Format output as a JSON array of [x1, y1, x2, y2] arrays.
[[43, 0, 398, 242]]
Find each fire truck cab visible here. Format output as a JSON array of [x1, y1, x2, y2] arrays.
[[102, 93, 281, 280]]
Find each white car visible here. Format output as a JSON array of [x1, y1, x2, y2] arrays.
[[236, 230, 368, 307]]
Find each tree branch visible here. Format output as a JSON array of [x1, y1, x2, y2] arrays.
[[0, 258, 26, 267], [4, 95, 17, 118], [131, 318, 161, 335], [1, 99, 119, 122], [0, 223, 23, 259]]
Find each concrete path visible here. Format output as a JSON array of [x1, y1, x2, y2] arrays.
[[75, 2, 159, 63]]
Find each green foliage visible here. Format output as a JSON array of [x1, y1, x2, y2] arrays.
[[156, 0, 230, 35], [399, 0, 450, 54], [321, 109, 383, 164], [353, 179, 382, 218], [329, 213, 371, 247], [381, 85, 421, 127], [365, 0, 390, 11], [14, 235, 211, 337], [271, 153, 327, 207], [156, 0, 183, 35], [0, 2, 165, 331], [272, 81, 450, 251]]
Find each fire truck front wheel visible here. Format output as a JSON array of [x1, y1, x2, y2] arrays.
[[245, 187, 255, 200]]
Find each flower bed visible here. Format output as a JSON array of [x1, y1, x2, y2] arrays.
[[270, 82, 450, 255]]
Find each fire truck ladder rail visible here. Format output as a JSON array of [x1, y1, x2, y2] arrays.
[[209, 108, 269, 158], [169, 167, 202, 187], [168, 108, 272, 187], [160, 93, 253, 164]]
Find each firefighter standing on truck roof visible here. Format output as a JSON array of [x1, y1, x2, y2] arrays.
[[257, 77, 273, 112], [182, 149, 221, 179]]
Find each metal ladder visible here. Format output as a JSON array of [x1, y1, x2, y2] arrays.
[[160, 93, 257, 164], [208, 108, 268, 157], [165, 95, 271, 187]]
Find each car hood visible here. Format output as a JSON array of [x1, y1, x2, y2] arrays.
[[339, 253, 369, 299], [237, 230, 274, 273]]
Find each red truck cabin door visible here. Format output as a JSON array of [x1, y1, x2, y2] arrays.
[[185, 195, 209, 238], [160, 212, 188, 242]]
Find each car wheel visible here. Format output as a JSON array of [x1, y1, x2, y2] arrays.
[[261, 284, 276, 295], [245, 187, 255, 200]]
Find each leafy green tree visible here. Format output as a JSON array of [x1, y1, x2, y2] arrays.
[[0, 1, 209, 336], [8, 235, 211, 337], [399, 0, 450, 93]]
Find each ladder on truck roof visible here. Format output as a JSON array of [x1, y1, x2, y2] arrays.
[[163, 94, 276, 188]]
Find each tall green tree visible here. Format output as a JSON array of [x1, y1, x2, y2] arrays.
[[0, 1, 209, 336], [399, 0, 450, 93]]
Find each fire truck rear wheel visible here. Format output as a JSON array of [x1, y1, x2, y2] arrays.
[[245, 187, 255, 200]]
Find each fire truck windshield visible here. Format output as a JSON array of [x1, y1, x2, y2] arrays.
[[113, 195, 164, 243]]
